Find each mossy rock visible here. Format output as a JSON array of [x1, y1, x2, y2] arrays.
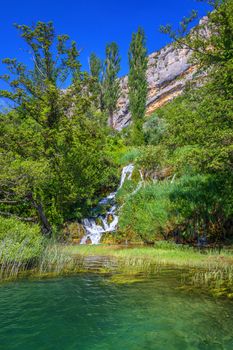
[[83, 236, 92, 245], [100, 232, 117, 244], [107, 214, 114, 224], [100, 230, 144, 245], [95, 217, 104, 228], [62, 222, 85, 243], [227, 293, 233, 299], [211, 287, 229, 298], [114, 229, 144, 244], [107, 274, 146, 285], [131, 170, 141, 182]]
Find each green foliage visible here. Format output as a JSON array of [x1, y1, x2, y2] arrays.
[[128, 27, 148, 145], [103, 42, 121, 127], [0, 22, 118, 235], [90, 53, 102, 80], [89, 53, 103, 109], [118, 147, 141, 165], [169, 174, 233, 241], [121, 2, 233, 246], [118, 174, 233, 243], [135, 145, 169, 174], [118, 181, 173, 243], [117, 0, 232, 244], [88, 44, 121, 127], [143, 114, 166, 145], [157, 80, 233, 174], [0, 217, 43, 262]]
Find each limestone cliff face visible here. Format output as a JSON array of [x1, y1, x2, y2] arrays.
[[113, 16, 211, 130], [113, 44, 197, 130], [114, 21, 210, 131]]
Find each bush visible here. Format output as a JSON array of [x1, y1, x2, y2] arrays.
[[143, 114, 166, 145], [119, 147, 141, 165], [118, 181, 174, 243], [118, 173, 233, 244], [0, 217, 43, 263]]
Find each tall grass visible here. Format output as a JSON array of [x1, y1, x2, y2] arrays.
[[118, 180, 173, 242], [37, 242, 81, 275], [66, 244, 233, 293], [0, 219, 232, 295], [0, 217, 43, 280], [0, 217, 82, 280]]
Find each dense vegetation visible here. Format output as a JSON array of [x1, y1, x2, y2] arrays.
[[0, 0, 232, 276], [118, 0, 233, 245]]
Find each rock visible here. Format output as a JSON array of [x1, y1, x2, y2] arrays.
[[107, 214, 114, 225], [86, 237, 92, 245], [100, 232, 117, 244], [113, 17, 208, 130], [62, 222, 85, 243]]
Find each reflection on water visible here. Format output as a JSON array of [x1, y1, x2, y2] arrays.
[[0, 271, 233, 350]]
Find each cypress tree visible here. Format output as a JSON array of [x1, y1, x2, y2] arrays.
[[128, 27, 148, 145], [103, 42, 121, 127], [89, 53, 104, 110]]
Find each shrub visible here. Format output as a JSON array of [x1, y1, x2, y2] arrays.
[[0, 217, 43, 263]]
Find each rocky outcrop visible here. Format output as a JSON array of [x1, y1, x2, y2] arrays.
[[113, 44, 196, 130], [113, 17, 209, 130]]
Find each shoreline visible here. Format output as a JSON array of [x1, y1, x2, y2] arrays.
[[2, 242, 233, 299]]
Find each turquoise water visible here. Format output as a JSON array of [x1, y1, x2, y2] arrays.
[[0, 272, 233, 350]]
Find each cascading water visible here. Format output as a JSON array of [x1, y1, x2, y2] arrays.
[[80, 164, 134, 244]]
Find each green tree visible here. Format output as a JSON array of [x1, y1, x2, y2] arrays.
[[128, 27, 148, 145], [160, 0, 233, 96], [118, 1, 233, 244], [158, 0, 233, 174], [0, 22, 117, 235], [103, 42, 121, 128], [89, 53, 104, 110]]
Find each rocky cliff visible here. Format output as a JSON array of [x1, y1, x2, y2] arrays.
[[113, 18, 208, 130]]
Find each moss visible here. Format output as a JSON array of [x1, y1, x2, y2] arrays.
[[107, 214, 114, 225], [62, 222, 85, 243], [227, 293, 233, 299], [100, 232, 117, 244], [107, 274, 146, 285]]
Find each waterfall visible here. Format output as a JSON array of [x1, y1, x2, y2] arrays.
[[80, 164, 134, 244]]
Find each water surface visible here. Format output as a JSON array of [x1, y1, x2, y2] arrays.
[[0, 272, 232, 350]]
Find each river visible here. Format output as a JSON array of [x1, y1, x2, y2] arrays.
[[0, 271, 233, 349]]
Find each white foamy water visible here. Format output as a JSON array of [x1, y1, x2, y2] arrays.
[[80, 164, 134, 244]]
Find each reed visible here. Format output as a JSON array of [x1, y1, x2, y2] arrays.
[[65, 243, 233, 290], [1, 240, 233, 295]]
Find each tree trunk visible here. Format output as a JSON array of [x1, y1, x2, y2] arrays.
[[109, 111, 114, 128], [27, 193, 52, 236]]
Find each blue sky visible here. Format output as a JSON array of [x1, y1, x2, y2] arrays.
[[0, 0, 211, 84]]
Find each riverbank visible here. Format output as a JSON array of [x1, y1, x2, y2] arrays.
[[1, 242, 233, 298], [60, 242, 233, 298], [64, 243, 233, 270]]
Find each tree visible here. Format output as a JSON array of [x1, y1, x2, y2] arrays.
[[103, 42, 121, 128], [158, 0, 233, 174], [118, 1, 233, 244], [0, 22, 117, 235], [89, 53, 104, 110], [152, 0, 233, 242], [160, 0, 233, 96], [128, 27, 148, 145]]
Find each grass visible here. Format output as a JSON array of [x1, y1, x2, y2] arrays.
[[62, 242, 233, 296], [63, 243, 233, 270], [1, 238, 233, 298]]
